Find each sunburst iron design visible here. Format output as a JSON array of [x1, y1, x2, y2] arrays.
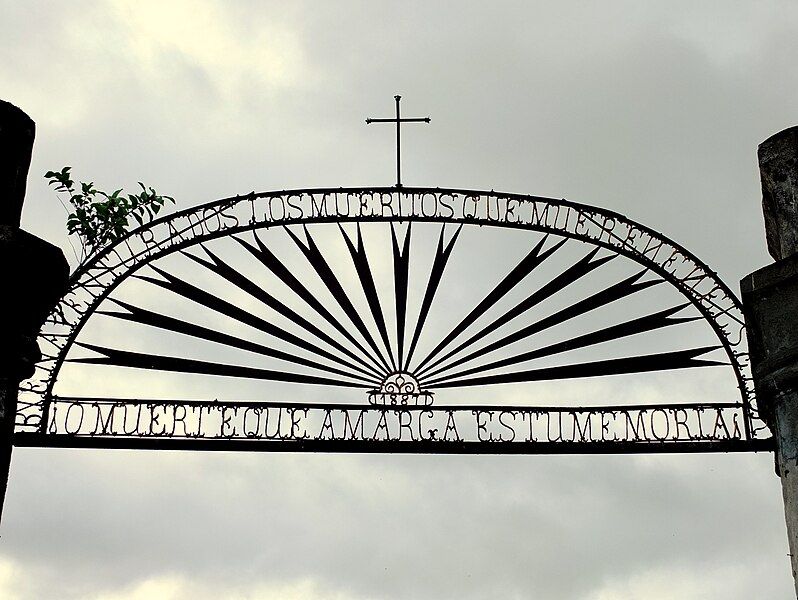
[[70, 223, 719, 396]]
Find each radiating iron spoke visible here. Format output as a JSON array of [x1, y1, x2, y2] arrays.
[[339, 224, 396, 370], [416, 247, 613, 377], [392, 223, 411, 370], [235, 232, 387, 376], [405, 224, 463, 371], [284, 225, 393, 373], [72, 344, 370, 388], [414, 235, 564, 373], [423, 303, 697, 384], [418, 269, 661, 379], [99, 299, 381, 385], [135, 266, 381, 380], [183, 246, 382, 379], [426, 346, 725, 389]]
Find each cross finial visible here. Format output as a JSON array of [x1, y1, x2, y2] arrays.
[[366, 95, 430, 188]]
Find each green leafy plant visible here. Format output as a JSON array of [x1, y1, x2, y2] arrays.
[[46, 166, 174, 263]]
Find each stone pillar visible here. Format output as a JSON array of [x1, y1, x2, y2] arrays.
[[0, 100, 68, 523], [741, 126, 798, 597]]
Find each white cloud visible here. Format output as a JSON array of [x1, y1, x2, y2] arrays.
[[106, 0, 309, 94]]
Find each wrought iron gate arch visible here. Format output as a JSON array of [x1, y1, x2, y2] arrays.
[[16, 186, 768, 451]]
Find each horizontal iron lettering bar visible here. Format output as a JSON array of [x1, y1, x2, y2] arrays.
[[39, 399, 753, 447]]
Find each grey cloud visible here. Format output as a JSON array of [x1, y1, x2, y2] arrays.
[[1, 1, 796, 598]]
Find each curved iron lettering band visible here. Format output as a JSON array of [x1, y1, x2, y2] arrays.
[[15, 187, 766, 451]]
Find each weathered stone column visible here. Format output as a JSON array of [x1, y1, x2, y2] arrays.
[[0, 100, 68, 523], [741, 126, 798, 597]]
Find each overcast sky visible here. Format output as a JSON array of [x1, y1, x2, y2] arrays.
[[2, 1, 798, 599]]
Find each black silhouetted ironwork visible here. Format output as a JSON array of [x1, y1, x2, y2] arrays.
[[14, 187, 769, 454], [366, 96, 430, 187]]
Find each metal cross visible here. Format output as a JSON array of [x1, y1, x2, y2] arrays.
[[366, 95, 430, 188]]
